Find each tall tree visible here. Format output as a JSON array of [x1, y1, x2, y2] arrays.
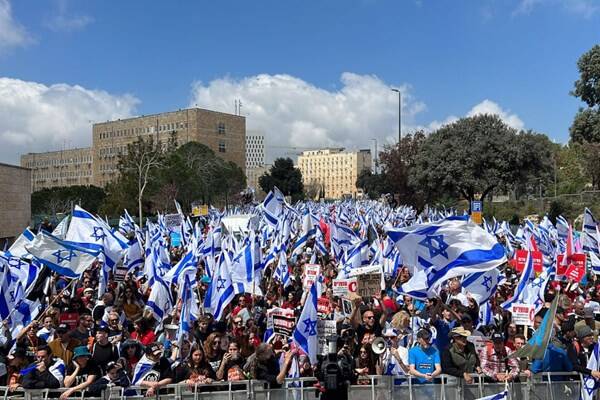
[[259, 158, 304, 201], [411, 115, 553, 207], [569, 44, 600, 189]]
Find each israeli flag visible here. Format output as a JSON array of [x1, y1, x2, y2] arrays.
[[0, 257, 24, 320], [52, 216, 70, 240], [131, 354, 156, 385], [66, 205, 128, 268], [292, 283, 319, 365], [177, 273, 194, 347], [0, 252, 41, 297], [273, 246, 291, 287], [462, 268, 500, 305], [582, 208, 600, 255], [501, 251, 535, 310], [475, 391, 507, 400], [591, 252, 600, 275], [9, 299, 42, 337], [26, 232, 100, 278], [292, 209, 316, 256], [7, 228, 35, 258], [477, 300, 493, 329], [387, 216, 506, 288], [204, 253, 235, 321], [262, 187, 285, 228], [124, 237, 144, 272], [145, 278, 174, 321], [582, 342, 600, 400]]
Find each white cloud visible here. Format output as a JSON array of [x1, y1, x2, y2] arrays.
[[513, 0, 599, 18], [45, 0, 93, 32], [189, 73, 426, 161], [0, 77, 139, 164], [0, 0, 32, 54], [466, 99, 525, 130]]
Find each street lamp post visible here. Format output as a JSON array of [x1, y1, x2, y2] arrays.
[[391, 88, 401, 142], [371, 138, 378, 174]]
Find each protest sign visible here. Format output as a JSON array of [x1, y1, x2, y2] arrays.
[[317, 298, 332, 317], [467, 336, 489, 354], [356, 273, 382, 297], [164, 213, 183, 232], [511, 250, 543, 273], [332, 278, 357, 297], [557, 253, 587, 281], [342, 298, 353, 317], [510, 304, 535, 326], [303, 264, 320, 288], [267, 307, 296, 336], [317, 320, 337, 355]]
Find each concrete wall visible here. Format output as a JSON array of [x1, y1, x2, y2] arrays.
[[0, 163, 31, 240]]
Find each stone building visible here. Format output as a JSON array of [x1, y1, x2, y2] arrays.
[[0, 162, 31, 244], [297, 148, 371, 199], [21, 147, 93, 192], [92, 108, 245, 187]]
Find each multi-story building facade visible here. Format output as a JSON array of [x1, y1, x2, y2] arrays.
[[93, 108, 245, 187], [297, 148, 371, 199], [0, 162, 31, 244], [21, 147, 93, 191], [245, 132, 265, 169]]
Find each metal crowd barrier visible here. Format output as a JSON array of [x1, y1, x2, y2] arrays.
[[0, 373, 587, 400]]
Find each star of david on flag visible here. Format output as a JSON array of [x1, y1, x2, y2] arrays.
[[462, 268, 500, 305], [387, 216, 506, 289], [52, 249, 77, 264], [292, 283, 319, 365]]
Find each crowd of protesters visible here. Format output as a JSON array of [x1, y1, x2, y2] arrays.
[[0, 212, 599, 398]]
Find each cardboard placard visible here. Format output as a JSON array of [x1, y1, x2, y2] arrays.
[[510, 304, 535, 326], [511, 250, 543, 273], [317, 320, 337, 356], [303, 264, 320, 289], [342, 298, 354, 317], [332, 278, 357, 297], [557, 253, 587, 280], [565, 263, 586, 282], [164, 213, 183, 231], [356, 273, 382, 297], [267, 307, 296, 336], [317, 298, 331, 316]]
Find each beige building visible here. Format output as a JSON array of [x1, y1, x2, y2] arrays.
[[0, 163, 31, 243], [93, 107, 245, 187], [21, 147, 93, 192], [297, 148, 371, 199]]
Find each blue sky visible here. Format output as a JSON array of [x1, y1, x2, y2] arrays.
[[0, 0, 599, 164]]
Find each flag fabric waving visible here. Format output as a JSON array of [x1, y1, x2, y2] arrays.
[[581, 342, 600, 400], [292, 283, 319, 365], [386, 216, 506, 288]]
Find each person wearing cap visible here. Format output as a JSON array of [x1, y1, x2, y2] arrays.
[[48, 323, 80, 366], [441, 327, 481, 384], [567, 325, 600, 379], [136, 342, 173, 397], [91, 325, 119, 371], [60, 345, 101, 399], [87, 360, 130, 396], [479, 333, 519, 382], [575, 307, 600, 340], [1, 348, 28, 390], [408, 329, 442, 383], [380, 328, 410, 377]]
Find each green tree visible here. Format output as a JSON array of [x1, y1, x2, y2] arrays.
[[411, 115, 553, 208], [259, 158, 304, 202], [569, 44, 600, 189], [32, 185, 106, 215], [378, 130, 426, 206]]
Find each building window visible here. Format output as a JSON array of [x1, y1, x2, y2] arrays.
[[218, 141, 226, 153], [217, 122, 226, 134]]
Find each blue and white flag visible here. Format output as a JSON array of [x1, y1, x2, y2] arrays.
[[501, 251, 535, 310], [204, 253, 236, 321], [475, 391, 507, 400], [7, 228, 35, 258], [273, 246, 291, 288], [131, 354, 156, 385], [582, 342, 600, 400], [462, 268, 500, 305], [591, 252, 600, 275], [145, 278, 174, 321], [124, 237, 144, 272], [477, 300, 493, 329], [582, 208, 600, 256], [66, 205, 128, 269], [177, 273, 194, 348], [26, 232, 99, 278], [386, 216, 506, 288], [52, 216, 70, 240], [292, 283, 319, 365], [9, 299, 42, 337], [0, 252, 41, 297], [291, 209, 316, 256], [262, 187, 285, 228]]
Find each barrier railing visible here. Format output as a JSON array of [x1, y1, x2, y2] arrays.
[[0, 373, 587, 400]]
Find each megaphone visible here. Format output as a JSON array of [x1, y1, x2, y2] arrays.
[[371, 337, 387, 355]]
